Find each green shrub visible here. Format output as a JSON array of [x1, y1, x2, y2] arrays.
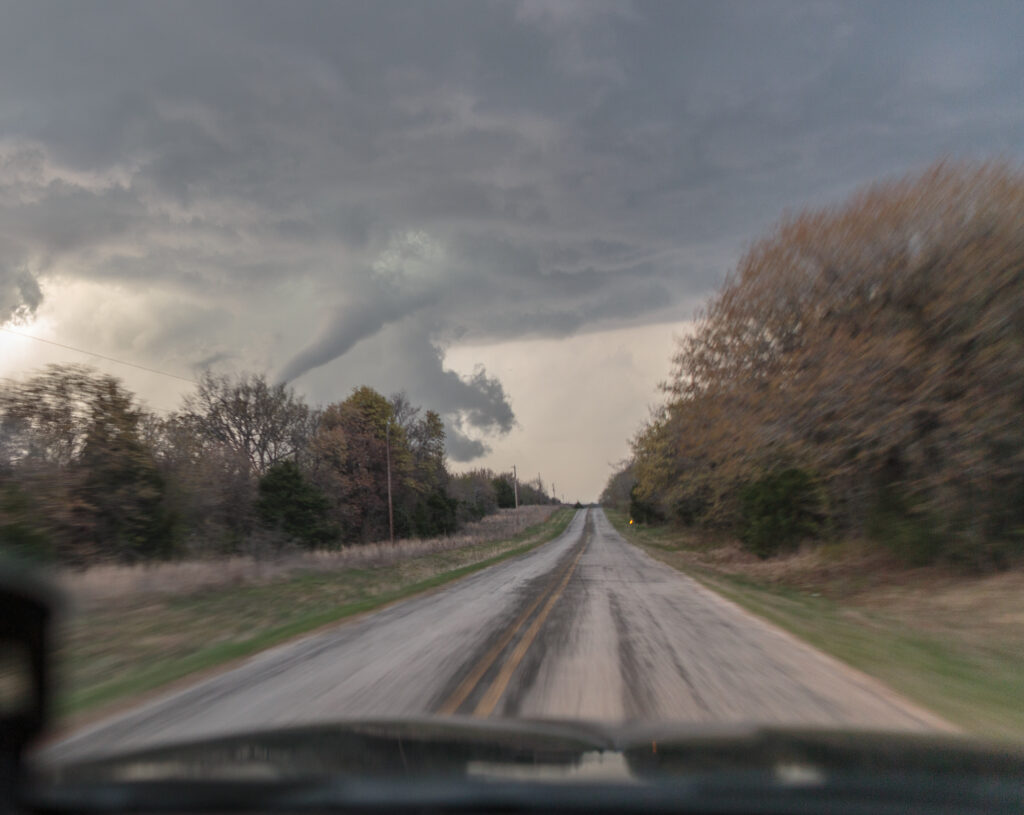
[[412, 490, 458, 538], [0, 482, 52, 563], [740, 468, 823, 558], [941, 531, 1018, 573], [673, 487, 710, 526], [492, 476, 516, 509], [256, 461, 337, 548], [867, 486, 944, 566], [629, 484, 663, 524]]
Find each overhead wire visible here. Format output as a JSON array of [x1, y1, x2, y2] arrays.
[[0, 326, 199, 385]]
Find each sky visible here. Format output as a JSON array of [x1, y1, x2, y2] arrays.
[[1, 1, 1023, 500]]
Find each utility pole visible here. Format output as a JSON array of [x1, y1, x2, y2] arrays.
[[386, 422, 394, 543], [512, 464, 519, 509]]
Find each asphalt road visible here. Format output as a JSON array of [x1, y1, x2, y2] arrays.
[[46, 508, 946, 762]]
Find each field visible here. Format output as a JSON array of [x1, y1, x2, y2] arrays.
[[53, 506, 573, 725], [606, 510, 1024, 741]]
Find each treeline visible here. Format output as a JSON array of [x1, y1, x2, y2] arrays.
[[605, 160, 1024, 571], [0, 367, 557, 565]]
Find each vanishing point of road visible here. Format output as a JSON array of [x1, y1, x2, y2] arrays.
[[47, 508, 947, 761]]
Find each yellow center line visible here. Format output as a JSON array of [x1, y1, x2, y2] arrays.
[[472, 540, 588, 717], [437, 530, 586, 715], [435, 579, 553, 715]]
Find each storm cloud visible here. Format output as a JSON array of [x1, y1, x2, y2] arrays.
[[1, 1, 1023, 462]]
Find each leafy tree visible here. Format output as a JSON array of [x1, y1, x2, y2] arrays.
[[312, 387, 412, 542], [629, 159, 1024, 568], [402, 406, 455, 537], [739, 469, 823, 558], [1, 365, 175, 563], [256, 460, 336, 547], [0, 365, 506, 562], [492, 475, 516, 508], [407, 410, 447, 490], [629, 483, 662, 525], [74, 376, 176, 561], [411, 489, 458, 538]]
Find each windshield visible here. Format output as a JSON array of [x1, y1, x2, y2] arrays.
[[1, 0, 1023, 776]]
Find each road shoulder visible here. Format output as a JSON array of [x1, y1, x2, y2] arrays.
[[601, 509, 989, 737]]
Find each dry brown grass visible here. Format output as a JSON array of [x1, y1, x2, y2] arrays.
[[643, 527, 1024, 642], [58, 506, 556, 609], [687, 538, 904, 594], [688, 537, 1024, 638]]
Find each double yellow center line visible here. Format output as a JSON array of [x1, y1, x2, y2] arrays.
[[437, 536, 589, 717]]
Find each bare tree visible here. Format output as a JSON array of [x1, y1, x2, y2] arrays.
[[388, 391, 421, 432], [182, 372, 314, 476]]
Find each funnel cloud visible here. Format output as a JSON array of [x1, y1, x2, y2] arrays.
[[1, 1, 1022, 491]]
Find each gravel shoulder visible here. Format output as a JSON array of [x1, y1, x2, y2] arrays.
[[606, 510, 1022, 740]]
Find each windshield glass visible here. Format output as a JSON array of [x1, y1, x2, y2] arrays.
[[1, 0, 1023, 774]]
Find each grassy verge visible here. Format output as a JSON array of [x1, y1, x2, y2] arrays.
[[605, 509, 1024, 741], [57, 507, 575, 721]]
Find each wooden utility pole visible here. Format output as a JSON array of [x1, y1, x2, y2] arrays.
[[386, 422, 394, 543], [512, 464, 519, 509]]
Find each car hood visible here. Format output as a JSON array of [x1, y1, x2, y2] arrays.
[[36, 717, 1024, 783], [27, 719, 1024, 815]]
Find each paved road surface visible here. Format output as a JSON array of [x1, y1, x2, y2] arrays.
[[47, 508, 946, 762]]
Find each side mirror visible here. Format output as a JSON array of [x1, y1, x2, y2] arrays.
[[0, 567, 54, 801]]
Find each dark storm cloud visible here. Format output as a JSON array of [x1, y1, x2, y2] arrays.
[[0, 266, 41, 324], [395, 330, 518, 460], [1, 0, 1023, 456], [444, 432, 489, 464]]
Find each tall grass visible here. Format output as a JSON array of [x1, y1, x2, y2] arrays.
[[59, 506, 557, 607]]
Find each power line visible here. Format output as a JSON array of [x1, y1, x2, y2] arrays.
[[0, 326, 199, 385]]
